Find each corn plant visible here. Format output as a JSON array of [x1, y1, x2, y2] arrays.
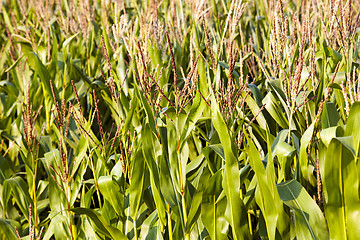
[[1, 0, 360, 239]]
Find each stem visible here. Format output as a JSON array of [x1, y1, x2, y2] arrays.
[[248, 212, 253, 236], [167, 204, 173, 240], [95, 182, 102, 209], [182, 193, 189, 240], [66, 183, 74, 240], [287, 110, 294, 144], [32, 154, 38, 233], [213, 195, 216, 238], [181, 194, 188, 223], [176, 114, 188, 239], [134, 218, 138, 240]]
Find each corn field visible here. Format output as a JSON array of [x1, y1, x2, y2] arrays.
[[1, 0, 360, 239]]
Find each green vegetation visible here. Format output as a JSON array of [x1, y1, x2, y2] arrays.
[[1, 0, 360, 239]]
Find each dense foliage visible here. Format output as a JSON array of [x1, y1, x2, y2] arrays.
[[1, 0, 360, 239]]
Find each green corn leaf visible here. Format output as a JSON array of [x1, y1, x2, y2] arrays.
[[98, 175, 125, 219], [211, 95, 250, 240], [0, 218, 18, 240], [159, 127, 179, 207], [323, 137, 360, 239], [321, 102, 340, 129], [142, 124, 167, 227], [277, 180, 329, 240], [246, 136, 278, 240], [201, 170, 229, 240], [3, 176, 32, 221], [185, 168, 210, 234], [298, 122, 316, 187], [129, 149, 147, 219], [345, 102, 360, 156], [62, 32, 80, 49], [71, 207, 127, 240]]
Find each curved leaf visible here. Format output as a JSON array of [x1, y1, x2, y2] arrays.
[[71, 207, 127, 240], [0, 219, 18, 240], [277, 180, 329, 240], [98, 175, 125, 218]]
